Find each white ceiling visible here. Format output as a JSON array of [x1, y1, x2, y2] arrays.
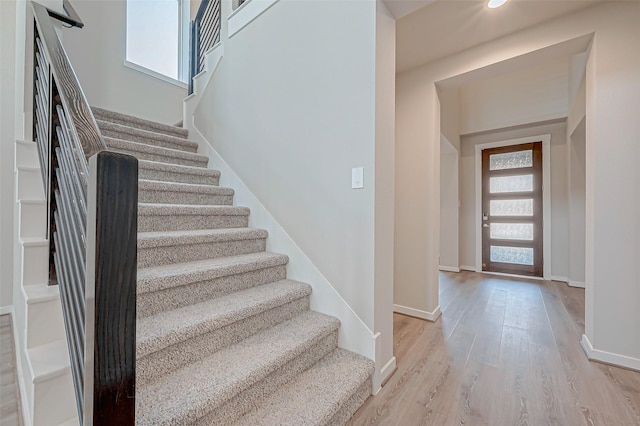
[[396, 0, 600, 73], [383, 0, 438, 19]]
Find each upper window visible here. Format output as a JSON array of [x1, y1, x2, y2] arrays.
[[126, 0, 189, 83]]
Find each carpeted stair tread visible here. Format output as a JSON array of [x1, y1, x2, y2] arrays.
[[231, 349, 374, 426], [92, 106, 189, 138], [137, 252, 289, 295], [138, 227, 268, 248], [105, 136, 208, 167], [138, 159, 220, 185], [97, 119, 198, 153], [136, 311, 341, 426], [137, 279, 312, 358]]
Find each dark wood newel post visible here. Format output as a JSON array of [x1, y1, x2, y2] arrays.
[[85, 151, 138, 425]]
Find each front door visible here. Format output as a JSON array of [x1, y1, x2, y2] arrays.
[[482, 142, 543, 277]]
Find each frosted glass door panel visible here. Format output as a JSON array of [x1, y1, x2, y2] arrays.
[[489, 150, 533, 170], [490, 246, 534, 265], [490, 223, 534, 240], [490, 199, 533, 216], [489, 175, 533, 193]]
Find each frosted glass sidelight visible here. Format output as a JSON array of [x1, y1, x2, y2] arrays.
[[490, 175, 533, 193], [489, 150, 533, 170], [490, 199, 533, 216], [490, 246, 534, 265], [490, 223, 534, 240]]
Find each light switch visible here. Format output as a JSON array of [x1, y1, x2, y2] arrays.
[[352, 167, 364, 189]]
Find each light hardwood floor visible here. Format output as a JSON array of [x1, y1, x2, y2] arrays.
[[0, 314, 22, 426], [349, 271, 640, 426]]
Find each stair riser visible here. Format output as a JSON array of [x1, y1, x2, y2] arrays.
[[328, 377, 372, 425], [139, 189, 233, 206], [26, 298, 65, 349], [139, 214, 249, 232], [22, 243, 48, 286], [137, 297, 311, 387], [31, 372, 76, 426], [138, 265, 287, 318], [198, 331, 339, 426], [101, 128, 197, 153], [109, 146, 207, 168], [138, 238, 267, 268], [139, 167, 220, 186]]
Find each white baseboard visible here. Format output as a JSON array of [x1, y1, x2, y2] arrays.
[[581, 334, 640, 372], [439, 265, 460, 273], [460, 265, 477, 272], [372, 355, 397, 395], [550, 276, 568, 283], [394, 304, 442, 322], [568, 280, 586, 288], [0, 306, 13, 315]]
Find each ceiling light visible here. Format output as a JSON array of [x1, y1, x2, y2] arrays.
[[487, 0, 508, 8]]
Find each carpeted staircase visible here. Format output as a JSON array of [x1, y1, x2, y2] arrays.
[[91, 107, 374, 425]]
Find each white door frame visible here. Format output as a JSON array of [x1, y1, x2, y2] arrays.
[[474, 134, 551, 280]]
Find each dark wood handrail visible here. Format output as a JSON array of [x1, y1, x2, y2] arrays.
[[32, 1, 106, 159], [47, 0, 84, 28]]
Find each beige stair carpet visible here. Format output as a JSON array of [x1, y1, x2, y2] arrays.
[[93, 108, 374, 425]]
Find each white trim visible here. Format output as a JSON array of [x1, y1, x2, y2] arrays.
[[479, 270, 543, 281], [460, 265, 478, 272], [474, 134, 552, 280], [581, 334, 640, 372], [123, 60, 188, 89], [0, 306, 13, 315], [393, 304, 442, 322], [550, 276, 568, 283], [568, 280, 586, 288], [373, 356, 397, 395], [439, 265, 460, 273], [228, 0, 280, 38]]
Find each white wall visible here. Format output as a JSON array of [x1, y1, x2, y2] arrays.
[[374, 0, 396, 380], [459, 57, 569, 135], [568, 118, 586, 286], [63, 0, 186, 124], [458, 121, 569, 278], [191, 0, 394, 379], [396, 1, 640, 365], [0, 0, 18, 310], [439, 137, 459, 271]]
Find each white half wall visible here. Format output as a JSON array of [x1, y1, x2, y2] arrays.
[[62, 0, 186, 124], [396, 1, 640, 366]]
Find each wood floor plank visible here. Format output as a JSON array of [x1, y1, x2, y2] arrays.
[[350, 272, 640, 426], [0, 314, 23, 426]]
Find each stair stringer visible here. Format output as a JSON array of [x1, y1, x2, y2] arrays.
[[13, 140, 76, 426]]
